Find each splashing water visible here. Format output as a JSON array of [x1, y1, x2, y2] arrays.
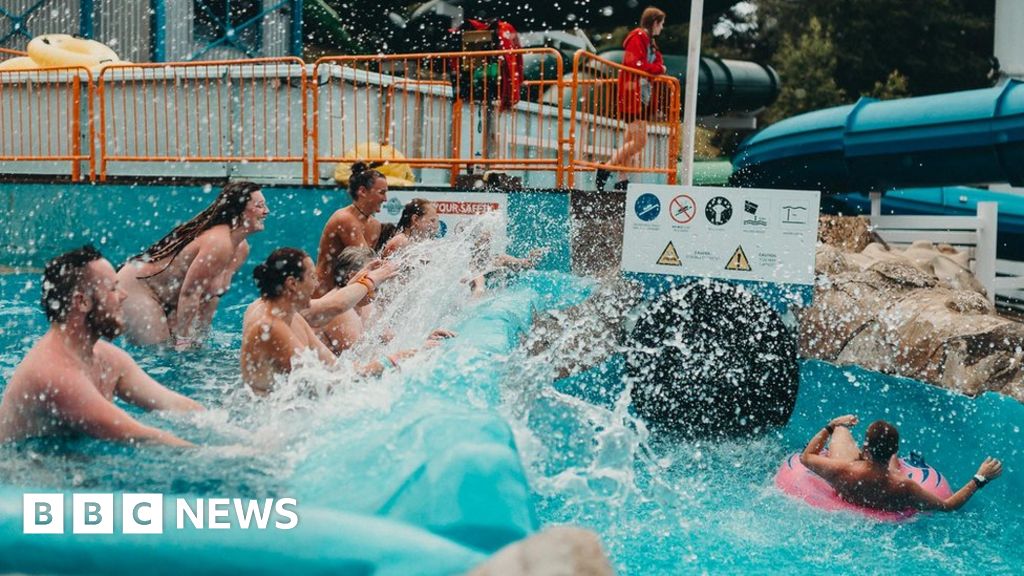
[[1, 210, 1023, 573]]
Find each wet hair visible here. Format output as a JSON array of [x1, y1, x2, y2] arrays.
[[376, 223, 398, 251], [348, 162, 385, 201], [41, 244, 103, 323], [134, 181, 262, 266], [864, 420, 900, 462], [332, 246, 375, 287], [253, 247, 308, 299], [396, 198, 433, 233]]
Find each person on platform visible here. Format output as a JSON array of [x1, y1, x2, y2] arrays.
[[597, 6, 667, 192]]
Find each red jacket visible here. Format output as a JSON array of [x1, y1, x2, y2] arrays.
[[617, 28, 666, 116]]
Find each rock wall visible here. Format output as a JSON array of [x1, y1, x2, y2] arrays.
[[801, 216, 1024, 401]]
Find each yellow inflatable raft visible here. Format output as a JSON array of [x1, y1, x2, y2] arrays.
[[27, 34, 120, 72], [334, 142, 416, 187], [0, 56, 39, 71]]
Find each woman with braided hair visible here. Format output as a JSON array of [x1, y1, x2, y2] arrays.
[[117, 181, 270, 347]]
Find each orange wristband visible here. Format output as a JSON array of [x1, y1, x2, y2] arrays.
[[355, 276, 376, 298]]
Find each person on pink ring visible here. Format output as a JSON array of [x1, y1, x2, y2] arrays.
[[801, 414, 1003, 512]]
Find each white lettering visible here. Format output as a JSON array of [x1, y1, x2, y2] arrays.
[[274, 498, 299, 530], [233, 499, 273, 529], [176, 499, 204, 529], [207, 498, 231, 529]]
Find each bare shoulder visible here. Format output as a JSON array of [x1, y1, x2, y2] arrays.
[[94, 340, 134, 367], [236, 239, 251, 259], [194, 225, 235, 254], [7, 341, 83, 397], [244, 310, 291, 347], [11, 336, 67, 378]]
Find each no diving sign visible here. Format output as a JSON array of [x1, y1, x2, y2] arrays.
[[621, 184, 820, 285]]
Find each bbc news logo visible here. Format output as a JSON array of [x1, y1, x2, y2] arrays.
[[24, 494, 299, 534]]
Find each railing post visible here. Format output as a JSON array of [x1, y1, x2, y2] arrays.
[[668, 78, 681, 185], [71, 74, 82, 181], [86, 71, 95, 181], [301, 61, 310, 185], [567, 51, 581, 190], [97, 70, 107, 181], [450, 99, 462, 187], [870, 191, 882, 217], [976, 201, 998, 305]]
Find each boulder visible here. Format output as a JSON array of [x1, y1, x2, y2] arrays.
[[802, 217, 1024, 401], [467, 526, 613, 576]]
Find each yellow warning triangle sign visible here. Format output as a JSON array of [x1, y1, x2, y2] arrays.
[[725, 245, 752, 271], [657, 241, 682, 266]]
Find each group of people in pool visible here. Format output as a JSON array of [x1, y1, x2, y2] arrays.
[[0, 159, 1005, 514], [0, 163, 486, 445]]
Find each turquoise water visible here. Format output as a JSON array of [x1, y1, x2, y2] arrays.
[[0, 184, 1021, 574]]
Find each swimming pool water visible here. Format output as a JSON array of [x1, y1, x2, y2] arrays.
[[2, 262, 1022, 574], [0, 183, 1021, 574]]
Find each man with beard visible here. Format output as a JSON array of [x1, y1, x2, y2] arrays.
[[0, 246, 202, 447]]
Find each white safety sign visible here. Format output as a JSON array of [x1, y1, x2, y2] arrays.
[[621, 185, 820, 285]]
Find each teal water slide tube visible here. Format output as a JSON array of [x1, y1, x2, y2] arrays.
[[730, 80, 1024, 192]]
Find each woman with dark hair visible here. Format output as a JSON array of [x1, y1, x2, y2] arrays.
[[321, 246, 377, 354], [315, 162, 388, 296], [117, 181, 269, 347], [379, 198, 439, 258], [596, 6, 667, 192], [241, 247, 398, 394]]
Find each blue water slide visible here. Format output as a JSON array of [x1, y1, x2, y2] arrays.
[[730, 80, 1024, 192]]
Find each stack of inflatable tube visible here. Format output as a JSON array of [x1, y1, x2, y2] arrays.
[[0, 34, 121, 72]]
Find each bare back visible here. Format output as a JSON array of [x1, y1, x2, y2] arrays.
[[241, 299, 335, 394], [822, 460, 920, 512]]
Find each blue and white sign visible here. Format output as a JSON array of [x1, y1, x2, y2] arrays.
[[621, 184, 821, 286], [634, 193, 661, 222]]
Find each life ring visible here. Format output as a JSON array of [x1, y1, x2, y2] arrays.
[[775, 452, 952, 521], [334, 142, 415, 187], [0, 56, 39, 71], [27, 34, 120, 72]]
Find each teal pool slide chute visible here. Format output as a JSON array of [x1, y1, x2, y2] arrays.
[[730, 80, 1024, 192], [599, 50, 780, 115]]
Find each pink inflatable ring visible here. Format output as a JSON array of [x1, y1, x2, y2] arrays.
[[775, 452, 953, 521]]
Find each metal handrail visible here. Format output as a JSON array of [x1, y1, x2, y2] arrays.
[[0, 50, 680, 187]]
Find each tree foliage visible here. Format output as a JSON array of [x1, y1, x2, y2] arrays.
[[761, 17, 846, 124], [708, 0, 996, 124]]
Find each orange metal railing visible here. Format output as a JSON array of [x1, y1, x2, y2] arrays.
[[0, 66, 94, 181], [0, 50, 681, 188], [95, 57, 308, 182], [567, 51, 681, 187], [312, 48, 566, 187]]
